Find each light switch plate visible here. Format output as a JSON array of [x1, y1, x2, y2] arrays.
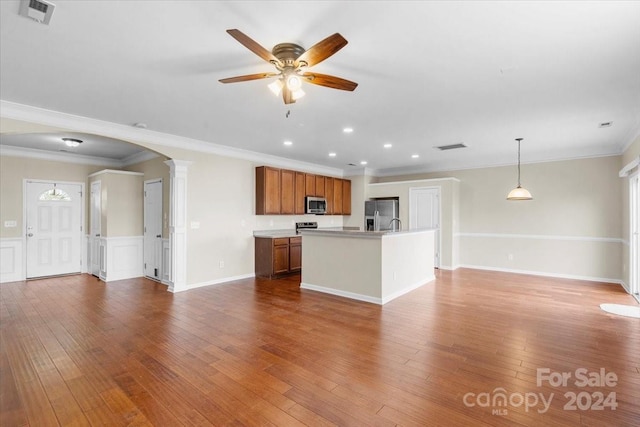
[[4, 220, 17, 228], [190, 221, 200, 229]]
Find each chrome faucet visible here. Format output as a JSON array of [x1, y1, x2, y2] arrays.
[[389, 218, 402, 231]]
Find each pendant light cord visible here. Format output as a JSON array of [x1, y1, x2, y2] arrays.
[[516, 138, 523, 188]]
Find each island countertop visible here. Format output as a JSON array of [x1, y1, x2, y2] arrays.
[[299, 228, 436, 239]]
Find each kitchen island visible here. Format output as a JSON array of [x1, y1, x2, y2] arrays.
[[299, 228, 436, 305]]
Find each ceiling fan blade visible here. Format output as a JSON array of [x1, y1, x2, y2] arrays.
[[301, 72, 358, 91], [295, 33, 348, 67], [219, 72, 278, 84], [226, 29, 282, 66], [282, 87, 296, 104]]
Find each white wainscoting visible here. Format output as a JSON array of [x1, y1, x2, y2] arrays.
[[455, 232, 625, 286], [101, 236, 144, 282], [161, 238, 171, 285], [0, 238, 24, 283]]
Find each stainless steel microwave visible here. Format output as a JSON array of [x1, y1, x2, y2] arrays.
[[305, 196, 327, 214]]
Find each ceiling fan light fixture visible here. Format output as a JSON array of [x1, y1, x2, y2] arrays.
[[286, 74, 302, 91], [291, 88, 305, 100], [507, 138, 533, 201], [268, 79, 283, 96]]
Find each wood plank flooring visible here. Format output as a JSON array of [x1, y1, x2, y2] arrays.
[[1, 269, 638, 426]]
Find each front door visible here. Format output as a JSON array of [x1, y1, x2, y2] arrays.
[[409, 187, 441, 268], [144, 179, 163, 280], [26, 180, 83, 278]]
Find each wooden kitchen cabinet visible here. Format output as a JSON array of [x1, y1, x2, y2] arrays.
[[325, 177, 334, 214], [305, 173, 315, 197], [280, 169, 295, 215], [295, 171, 306, 214], [315, 176, 325, 197], [342, 179, 351, 215], [333, 178, 343, 215], [255, 166, 281, 215], [256, 166, 350, 215], [289, 236, 302, 272], [255, 236, 301, 278]]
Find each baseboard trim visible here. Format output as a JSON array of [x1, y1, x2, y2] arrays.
[[458, 264, 624, 287], [300, 282, 382, 305], [301, 276, 435, 305], [175, 273, 256, 293], [381, 275, 435, 304]]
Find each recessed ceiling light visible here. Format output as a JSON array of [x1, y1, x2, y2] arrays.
[[329, 152, 337, 157], [62, 137, 83, 147], [598, 121, 613, 128], [283, 140, 293, 146], [343, 127, 354, 133], [411, 154, 420, 159], [383, 143, 392, 148], [360, 161, 367, 165]]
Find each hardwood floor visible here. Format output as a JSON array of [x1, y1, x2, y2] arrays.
[[1, 269, 638, 426]]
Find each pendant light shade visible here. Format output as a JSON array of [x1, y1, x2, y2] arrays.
[[507, 138, 533, 201]]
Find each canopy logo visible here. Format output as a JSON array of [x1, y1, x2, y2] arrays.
[[462, 367, 618, 416]]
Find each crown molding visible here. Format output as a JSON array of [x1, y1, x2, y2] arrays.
[[0, 144, 123, 167], [0, 100, 345, 177]]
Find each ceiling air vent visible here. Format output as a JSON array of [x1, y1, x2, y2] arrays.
[[19, 0, 55, 25], [435, 143, 467, 151]]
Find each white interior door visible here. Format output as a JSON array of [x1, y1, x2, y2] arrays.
[[26, 181, 82, 278], [409, 187, 441, 268], [630, 173, 639, 300], [89, 180, 102, 277], [144, 179, 163, 279]]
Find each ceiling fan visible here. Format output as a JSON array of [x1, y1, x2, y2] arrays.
[[219, 29, 358, 104]]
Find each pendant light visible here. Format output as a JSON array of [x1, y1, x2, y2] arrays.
[[507, 138, 533, 200]]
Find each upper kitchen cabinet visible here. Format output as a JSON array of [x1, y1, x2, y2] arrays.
[[295, 172, 306, 214], [325, 177, 334, 214], [333, 178, 343, 215], [255, 166, 351, 215], [342, 179, 351, 215], [305, 173, 315, 197], [256, 166, 281, 215], [280, 169, 295, 215], [315, 175, 325, 197]]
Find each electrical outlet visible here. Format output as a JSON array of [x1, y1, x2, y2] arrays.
[[219, 260, 224, 269], [508, 254, 514, 261]]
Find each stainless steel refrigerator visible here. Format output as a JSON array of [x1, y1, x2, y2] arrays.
[[365, 199, 400, 231]]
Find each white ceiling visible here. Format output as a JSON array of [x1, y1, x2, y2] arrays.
[[1, 1, 639, 175]]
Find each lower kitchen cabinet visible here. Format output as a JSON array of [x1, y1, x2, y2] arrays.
[[255, 236, 302, 278]]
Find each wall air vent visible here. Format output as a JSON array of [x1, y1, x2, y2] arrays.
[[435, 143, 468, 151], [19, 0, 55, 25]]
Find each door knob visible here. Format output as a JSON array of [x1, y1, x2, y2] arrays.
[[156, 234, 162, 238], [27, 233, 33, 237]]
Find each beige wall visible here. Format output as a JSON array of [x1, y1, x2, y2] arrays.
[[0, 155, 102, 238], [124, 156, 170, 237], [620, 135, 640, 288], [376, 155, 623, 281], [88, 170, 144, 237]]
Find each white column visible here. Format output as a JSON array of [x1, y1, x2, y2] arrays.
[[164, 160, 192, 292]]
